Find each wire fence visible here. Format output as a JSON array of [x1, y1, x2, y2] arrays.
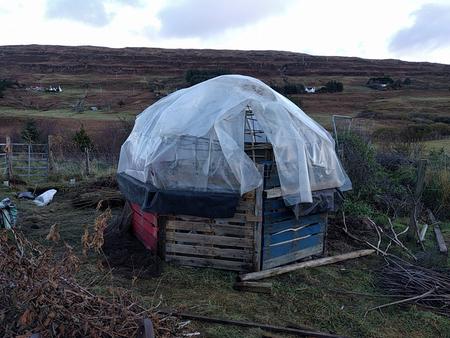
[[0, 136, 118, 184]]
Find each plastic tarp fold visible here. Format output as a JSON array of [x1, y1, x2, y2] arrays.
[[118, 75, 350, 205]]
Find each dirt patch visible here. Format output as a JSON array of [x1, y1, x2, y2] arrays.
[[102, 206, 161, 279]]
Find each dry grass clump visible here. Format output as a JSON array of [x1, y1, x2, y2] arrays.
[[0, 229, 186, 337]]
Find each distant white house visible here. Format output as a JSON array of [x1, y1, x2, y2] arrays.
[[46, 85, 63, 93], [305, 86, 316, 93]]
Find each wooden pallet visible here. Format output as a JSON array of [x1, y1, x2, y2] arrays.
[[262, 196, 327, 270], [163, 188, 264, 272]]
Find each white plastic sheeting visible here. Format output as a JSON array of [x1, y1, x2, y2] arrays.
[[118, 75, 349, 205]]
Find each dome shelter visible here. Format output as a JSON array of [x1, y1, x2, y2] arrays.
[[118, 75, 350, 218], [117, 75, 351, 271]]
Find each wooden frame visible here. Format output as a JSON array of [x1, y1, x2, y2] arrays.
[[163, 190, 262, 272]]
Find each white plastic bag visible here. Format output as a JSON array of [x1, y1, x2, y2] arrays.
[[33, 189, 57, 207]]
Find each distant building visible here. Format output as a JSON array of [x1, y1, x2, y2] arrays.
[[45, 85, 63, 93]]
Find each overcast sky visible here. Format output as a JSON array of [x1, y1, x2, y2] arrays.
[[0, 0, 449, 64]]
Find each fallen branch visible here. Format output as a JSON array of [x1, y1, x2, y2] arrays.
[[239, 249, 375, 282], [365, 287, 438, 316], [375, 257, 450, 317]]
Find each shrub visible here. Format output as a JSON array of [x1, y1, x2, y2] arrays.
[[0, 79, 16, 98], [21, 119, 40, 143], [340, 132, 413, 217], [185, 69, 230, 85], [73, 125, 93, 152], [366, 77, 394, 85], [325, 80, 344, 93], [340, 132, 382, 201], [271, 83, 305, 95], [423, 148, 450, 218], [343, 199, 374, 218]]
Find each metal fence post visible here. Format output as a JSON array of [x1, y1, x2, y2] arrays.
[[28, 143, 31, 180]]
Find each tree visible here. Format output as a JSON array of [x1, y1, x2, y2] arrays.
[[21, 119, 40, 143], [325, 80, 344, 93], [73, 125, 93, 152]]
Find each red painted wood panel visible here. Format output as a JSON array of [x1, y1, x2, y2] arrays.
[[130, 203, 158, 252]]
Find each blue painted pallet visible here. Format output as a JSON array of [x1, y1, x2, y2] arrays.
[[261, 200, 327, 269]]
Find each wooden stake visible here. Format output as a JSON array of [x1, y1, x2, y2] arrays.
[[85, 147, 90, 176], [47, 134, 54, 174], [408, 159, 427, 247], [434, 225, 448, 255], [239, 249, 375, 281]]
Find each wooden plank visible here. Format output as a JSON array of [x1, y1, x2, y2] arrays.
[[264, 210, 294, 224], [434, 225, 448, 255], [165, 243, 253, 260], [263, 233, 324, 261], [265, 187, 282, 199], [265, 213, 326, 235], [245, 215, 262, 222], [265, 223, 324, 246], [253, 164, 264, 272], [165, 232, 254, 248], [240, 249, 376, 281], [264, 198, 286, 210], [262, 243, 323, 270], [166, 255, 252, 271], [166, 220, 253, 237], [233, 281, 272, 294], [214, 214, 248, 223]]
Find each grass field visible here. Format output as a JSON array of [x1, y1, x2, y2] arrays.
[[423, 139, 450, 154], [2, 181, 449, 338], [0, 107, 135, 121]]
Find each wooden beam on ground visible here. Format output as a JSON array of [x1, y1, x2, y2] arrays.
[[434, 225, 448, 255], [233, 281, 273, 294], [239, 249, 375, 282], [158, 310, 347, 338]]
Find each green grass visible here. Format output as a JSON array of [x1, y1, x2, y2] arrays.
[[1, 182, 449, 338], [422, 139, 450, 154]]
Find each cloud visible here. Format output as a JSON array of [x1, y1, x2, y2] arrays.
[[45, 0, 144, 27], [46, 0, 111, 26], [157, 0, 294, 38], [389, 3, 450, 53]]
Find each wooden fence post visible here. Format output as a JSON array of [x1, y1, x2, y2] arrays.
[[5, 136, 13, 180], [85, 147, 90, 176], [408, 159, 427, 246]]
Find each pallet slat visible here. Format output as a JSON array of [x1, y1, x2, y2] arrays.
[[166, 255, 253, 271], [166, 243, 253, 260], [166, 220, 253, 237], [166, 231, 254, 248], [164, 191, 259, 272]]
